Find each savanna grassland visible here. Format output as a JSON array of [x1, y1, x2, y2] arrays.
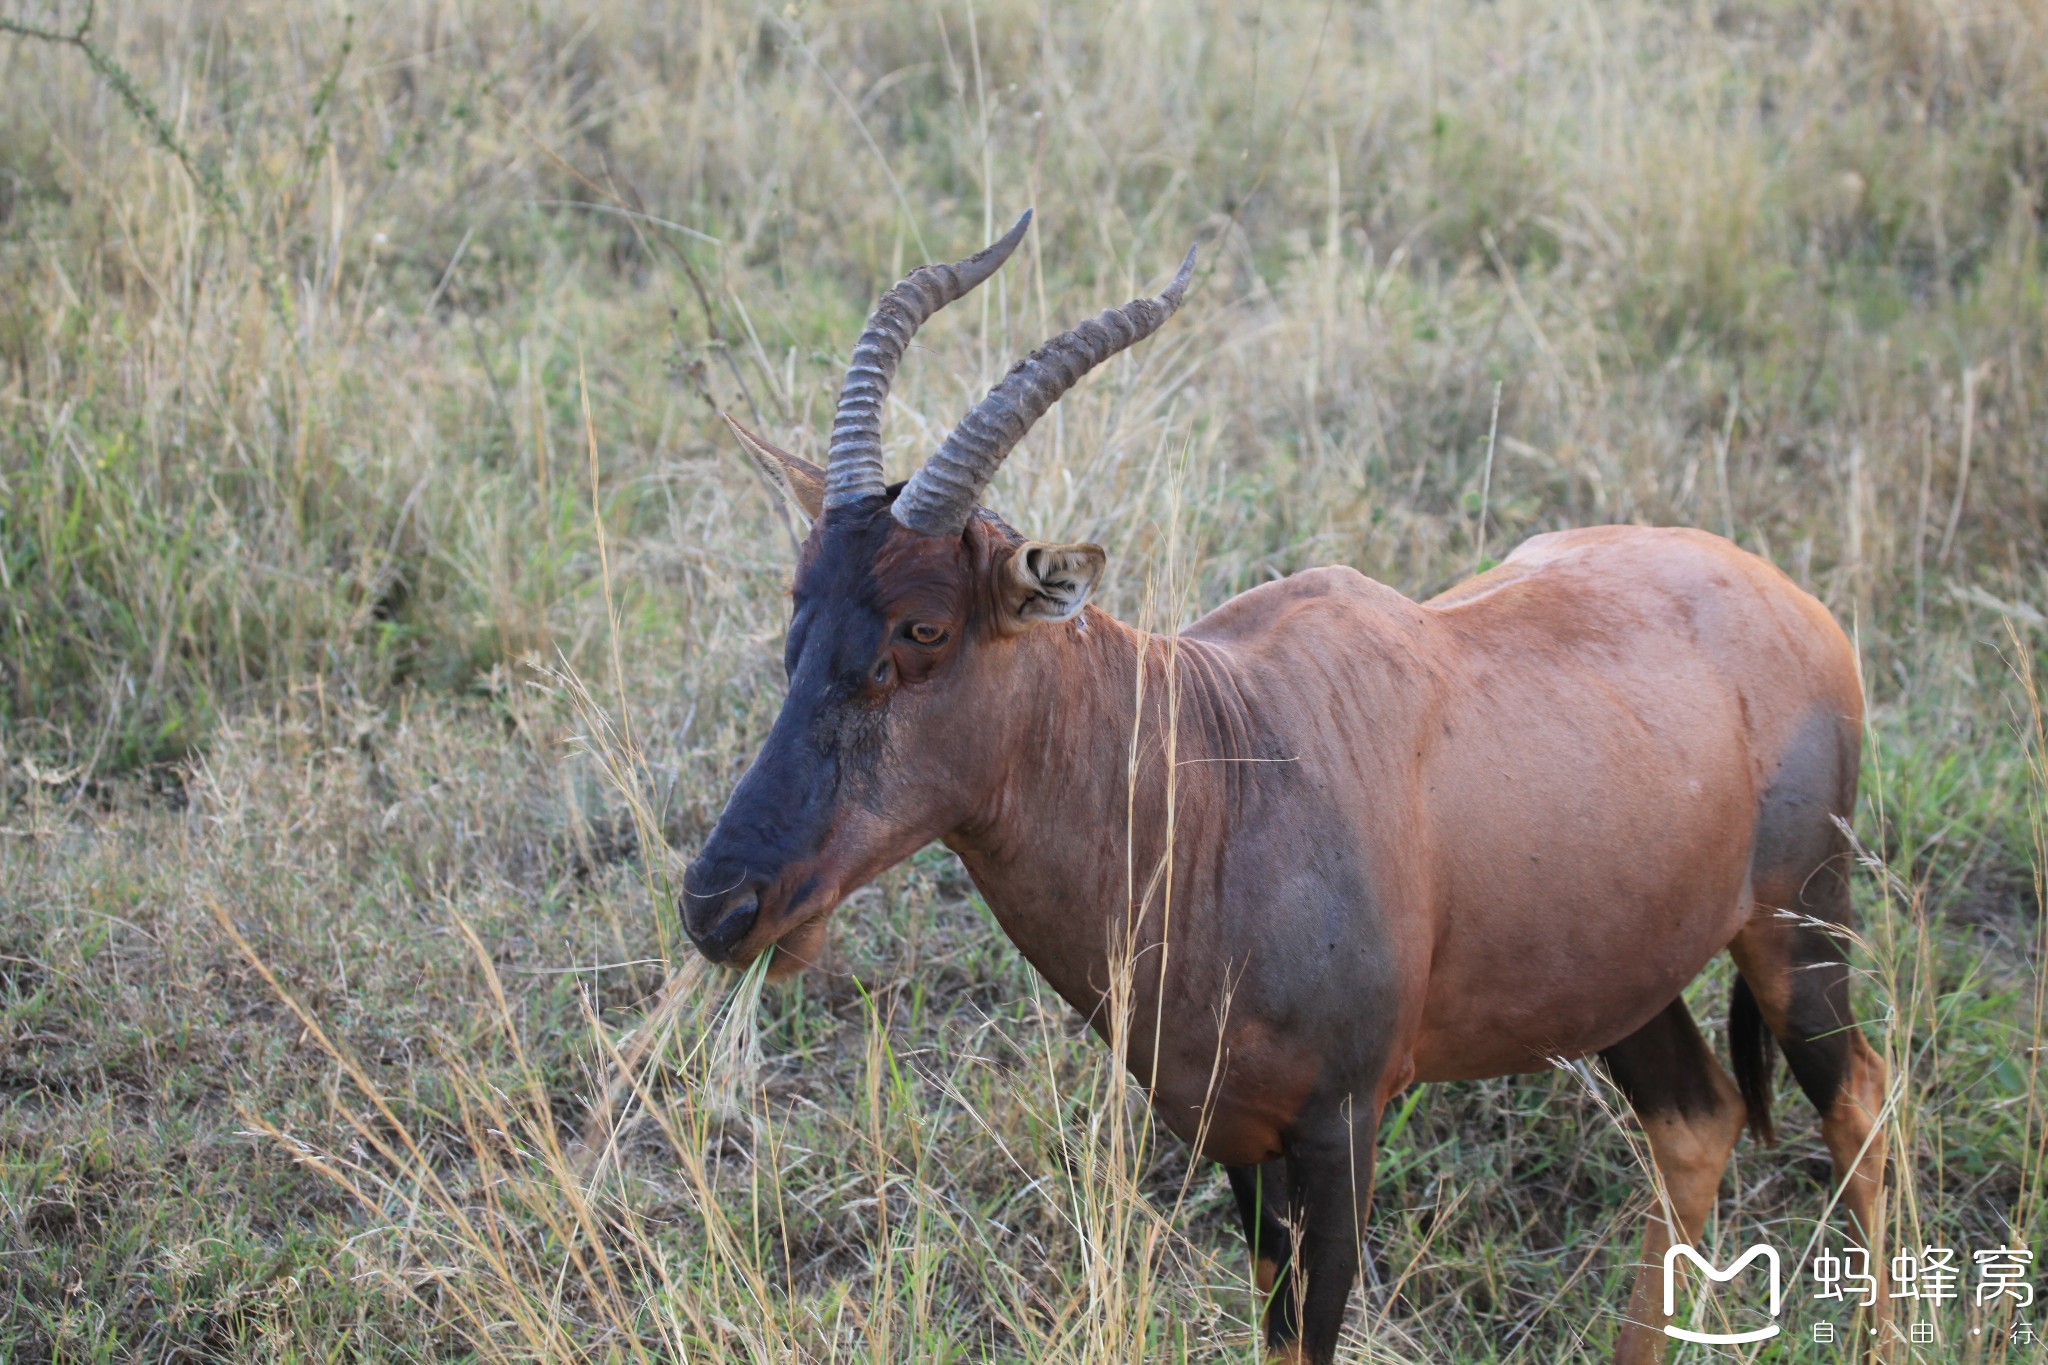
[[1, 0, 2045, 1360]]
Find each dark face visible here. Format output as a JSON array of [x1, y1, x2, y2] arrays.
[[680, 498, 994, 971]]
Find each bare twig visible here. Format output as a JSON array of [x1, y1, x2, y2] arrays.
[[1937, 362, 1987, 567], [1473, 380, 1501, 574]]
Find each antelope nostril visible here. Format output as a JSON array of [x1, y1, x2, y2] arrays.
[[682, 876, 762, 962], [707, 898, 758, 952]]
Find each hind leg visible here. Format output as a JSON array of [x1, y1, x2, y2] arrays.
[[1731, 912, 1890, 1309], [1737, 708, 1891, 1343], [1602, 998, 1749, 1365], [1734, 763, 1890, 1349]]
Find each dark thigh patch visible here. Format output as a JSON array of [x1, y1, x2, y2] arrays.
[[1749, 707, 1856, 912]]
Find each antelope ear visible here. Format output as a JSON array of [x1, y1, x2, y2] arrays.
[[1004, 540, 1106, 626], [722, 413, 825, 519]]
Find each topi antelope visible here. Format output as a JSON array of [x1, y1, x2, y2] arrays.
[[680, 213, 1889, 1364]]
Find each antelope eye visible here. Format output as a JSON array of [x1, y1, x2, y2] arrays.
[[906, 622, 947, 646]]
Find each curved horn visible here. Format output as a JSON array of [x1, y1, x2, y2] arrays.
[[892, 246, 1197, 537], [824, 211, 1033, 511]]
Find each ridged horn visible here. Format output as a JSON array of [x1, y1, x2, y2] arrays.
[[892, 245, 1197, 537], [824, 211, 1033, 511]]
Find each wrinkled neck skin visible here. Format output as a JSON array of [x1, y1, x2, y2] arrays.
[[942, 606, 1287, 1139]]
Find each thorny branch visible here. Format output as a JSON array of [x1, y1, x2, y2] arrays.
[[1, 1, 242, 227], [2, 0, 317, 376]]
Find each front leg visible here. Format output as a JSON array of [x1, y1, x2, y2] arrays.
[[1228, 1160, 1297, 1344], [1269, 1101, 1382, 1365]]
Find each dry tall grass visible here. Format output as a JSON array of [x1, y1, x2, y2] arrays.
[[2, 0, 2044, 1360]]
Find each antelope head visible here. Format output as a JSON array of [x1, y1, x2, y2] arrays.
[[681, 213, 1194, 972]]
